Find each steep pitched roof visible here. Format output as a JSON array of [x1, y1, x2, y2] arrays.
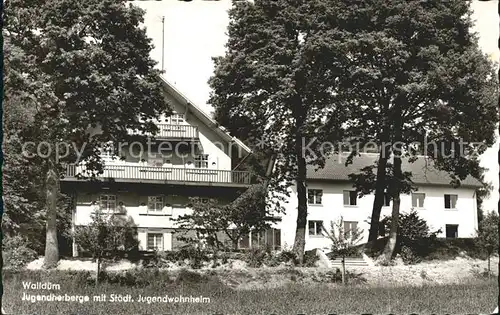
[[158, 76, 252, 154], [307, 153, 483, 188]]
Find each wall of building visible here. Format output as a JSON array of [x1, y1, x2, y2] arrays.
[[74, 191, 234, 252], [162, 90, 233, 170], [100, 92, 233, 171], [277, 181, 478, 251]]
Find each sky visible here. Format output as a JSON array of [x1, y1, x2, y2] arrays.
[[131, 0, 499, 212]]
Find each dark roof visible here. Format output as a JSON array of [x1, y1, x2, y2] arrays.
[[307, 153, 482, 188]]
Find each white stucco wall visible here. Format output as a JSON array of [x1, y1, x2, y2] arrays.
[[74, 192, 196, 251], [277, 182, 479, 251]]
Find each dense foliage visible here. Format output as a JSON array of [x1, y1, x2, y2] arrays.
[[74, 209, 138, 284], [4, 0, 169, 267], [176, 184, 276, 251], [209, 0, 498, 263], [476, 211, 499, 273], [380, 210, 441, 264]]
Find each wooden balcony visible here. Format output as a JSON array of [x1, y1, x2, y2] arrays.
[[129, 124, 199, 140], [64, 164, 253, 187]]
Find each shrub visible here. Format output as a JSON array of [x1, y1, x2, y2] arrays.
[[142, 246, 211, 269], [381, 209, 440, 241], [142, 251, 183, 268], [303, 250, 319, 267], [381, 210, 440, 262], [102, 268, 172, 287], [399, 245, 422, 265], [263, 253, 281, 267], [277, 250, 298, 265], [244, 247, 269, 268], [476, 211, 499, 273], [3, 236, 37, 269]]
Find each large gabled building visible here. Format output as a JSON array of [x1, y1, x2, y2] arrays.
[[277, 154, 482, 251], [63, 77, 282, 256]]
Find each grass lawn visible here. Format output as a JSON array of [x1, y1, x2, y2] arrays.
[[3, 269, 497, 315]]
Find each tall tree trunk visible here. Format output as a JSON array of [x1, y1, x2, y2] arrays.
[[381, 190, 400, 262], [368, 124, 391, 243], [44, 162, 60, 269], [292, 110, 307, 264], [368, 150, 389, 243], [380, 107, 403, 262], [293, 146, 307, 265]]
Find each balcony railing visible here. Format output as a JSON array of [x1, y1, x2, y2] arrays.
[[65, 164, 252, 185], [129, 124, 199, 139]]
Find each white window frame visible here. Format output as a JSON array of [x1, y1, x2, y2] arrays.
[[99, 194, 116, 212], [147, 233, 164, 251], [170, 113, 185, 125], [194, 154, 209, 168], [147, 196, 164, 213], [308, 220, 324, 237], [164, 113, 185, 125], [412, 193, 426, 209], [444, 194, 458, 210], [307, 189, 323, 205], [343, 190, 357, 206]]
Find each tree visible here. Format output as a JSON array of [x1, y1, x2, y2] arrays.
[[476, 211, 499, 275], [330, 0, 498, 260], [3, 27, 47, 248], [4, 0, 169, 268], [324, 217, 363, 285], [209, 0, 348, 263], [176, 183, 276, 251], [73, 208, 138, 286]]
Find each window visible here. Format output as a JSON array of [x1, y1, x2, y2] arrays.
[[308, 221, 323, 237], [195, 154, 208, 168], [445, 224, 458, 238], [384, 193, 391, 207], [444, 194, 458, 209], [147, 233, 164, 251], [307, 189, 323, 205], [148, 196, 164, 213], [99, 195, 116, 212], [412, 193, 425, 208], [164, 113, 185, 124], [343, 191, 357, 206], [344, 221, 358, 239], [170, 113, 184, 125]]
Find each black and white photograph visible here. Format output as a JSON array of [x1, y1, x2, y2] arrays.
[[1, 0, 499, 314]]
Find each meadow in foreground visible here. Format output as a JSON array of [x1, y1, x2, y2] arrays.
[[3, 269, 497, 315]]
